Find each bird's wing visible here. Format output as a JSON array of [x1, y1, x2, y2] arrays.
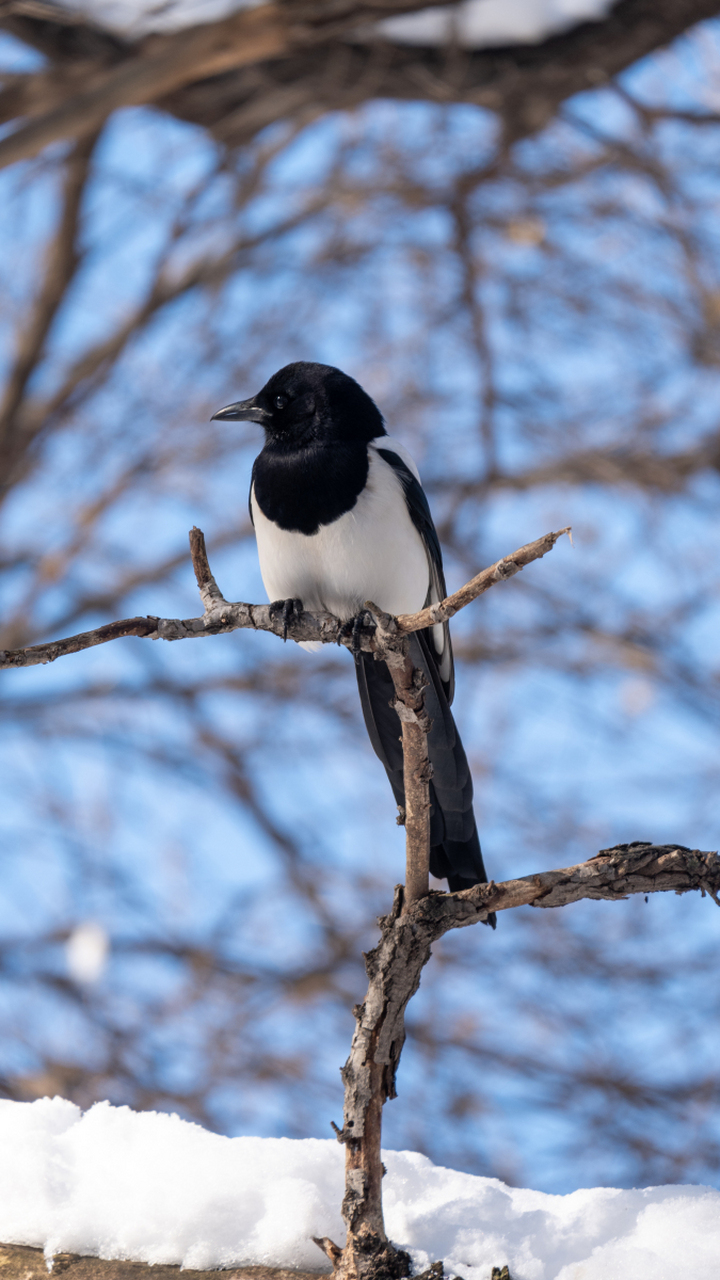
[[373, 440, 454, 702]]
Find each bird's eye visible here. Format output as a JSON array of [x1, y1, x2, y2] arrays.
[[275, 394, 288, 410]]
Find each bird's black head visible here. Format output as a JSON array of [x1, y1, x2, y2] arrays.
[[211, 362, 385, 447]]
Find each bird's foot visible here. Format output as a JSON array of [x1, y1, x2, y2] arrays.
[[340, 608, 375, 654], [269, 597, 303, 642]]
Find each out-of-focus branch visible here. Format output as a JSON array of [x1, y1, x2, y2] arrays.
[[0, 195, 326, 496], [0, 525, 569, 670], [1, 0, 719, 169], [0, 0, 467, 170], [0, 3, 288, 169], [0, 129, 99, 473], [0, 1241, 321, 1280]]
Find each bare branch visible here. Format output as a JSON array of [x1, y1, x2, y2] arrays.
[[396, 527, 570, 634], [421, 842, 720, 928], [0, 526, 568, 670], [0, 1241, 321, 1280], [0, 129, 99, 473], [383, 645, 433, 910], [0, 0, 466, 170], [0, 4, 289, 170], [188, 526, 227, 615], [2, 0, 720, 171], [323, 841, 719, 1278], [1, 197, 327, 496]]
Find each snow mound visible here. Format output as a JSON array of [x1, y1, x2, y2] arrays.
[[1, 1098, 719, 1280]]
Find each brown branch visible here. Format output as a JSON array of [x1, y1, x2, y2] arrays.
[[173, 0, 720, 149], [2, 0, 720, 170], [0, 0, 466, 171], [322, 842, 718, 1278], [425, 842, 720, 924], [0, 1242, 322, 1280], [0, 525, 568, 670], [0, 523, 712, 1280], [0, 128, 99, 467], [0, 198, 327, 496], [0, 4, 289, 170], [396, 526, 570, 633], [383, 642, 433, 910]]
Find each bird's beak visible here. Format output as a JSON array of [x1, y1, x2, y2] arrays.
[[210, 396, 271, 425]]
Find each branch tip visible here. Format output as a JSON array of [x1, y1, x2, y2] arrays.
[[312, 1237, 342, 1264]]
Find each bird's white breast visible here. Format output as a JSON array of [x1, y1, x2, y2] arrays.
[[251, 442, 430, 623]]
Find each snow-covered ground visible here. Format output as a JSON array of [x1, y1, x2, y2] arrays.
[[57, 0, 615, 44], [1, 1098, 719, 1280]]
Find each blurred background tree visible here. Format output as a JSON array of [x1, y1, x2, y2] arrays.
[[0, 0, 719, 1194]]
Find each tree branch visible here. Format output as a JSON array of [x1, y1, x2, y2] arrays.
[[0, 3, 288, 170], [0, 128, 99, 475], [323, 841, 718, 1278], [1, 520, 713, 1280], [396, 526, 570, 634], [1, 0, 719, 168], [419, 841, 720, 925], [0, 0, 465, 171], [0, 1242, 321, 1280], [0, 525, 569, 670]]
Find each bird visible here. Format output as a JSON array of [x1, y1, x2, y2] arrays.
[[212, 362, 494, 919]]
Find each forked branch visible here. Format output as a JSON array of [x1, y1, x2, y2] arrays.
[[322, 837, 719, 1280], [5, 523, 712, 1280], [0, 524, 569, 670]]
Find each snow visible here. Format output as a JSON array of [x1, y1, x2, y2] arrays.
[[379, 0, 614, 49], [1, 1098, 719, 1280], [56, 0, 615, 46], [62, 0, 245, 37]]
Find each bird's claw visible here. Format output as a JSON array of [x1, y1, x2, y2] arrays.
[[341, 608, 375, 654], [269, 597, 303, 641]]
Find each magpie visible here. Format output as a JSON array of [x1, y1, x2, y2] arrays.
[[212, 362, 493, 915]]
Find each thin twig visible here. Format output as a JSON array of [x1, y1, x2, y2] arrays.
[[396, 527, 571, 634]]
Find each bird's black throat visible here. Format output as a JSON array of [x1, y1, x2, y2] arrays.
[[252, 438, 370, 535]]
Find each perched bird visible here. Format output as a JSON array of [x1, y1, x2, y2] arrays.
[[212, 362, 493, 914]]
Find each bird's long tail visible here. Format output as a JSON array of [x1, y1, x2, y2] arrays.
[[355, 631, 495, 926]]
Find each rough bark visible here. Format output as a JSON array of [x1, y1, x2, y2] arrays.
[[0, 526, 568, 669], [384, 645, 432, 910], [315, 887, 424, 1280], [313, 843, 718, 1277]]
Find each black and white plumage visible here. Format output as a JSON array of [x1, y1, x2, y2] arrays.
[[212, 362, 492, 911]]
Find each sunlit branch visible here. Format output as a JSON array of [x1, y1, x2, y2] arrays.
[[0, 525, 569, 670], [318, 839, 719, 1280]]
